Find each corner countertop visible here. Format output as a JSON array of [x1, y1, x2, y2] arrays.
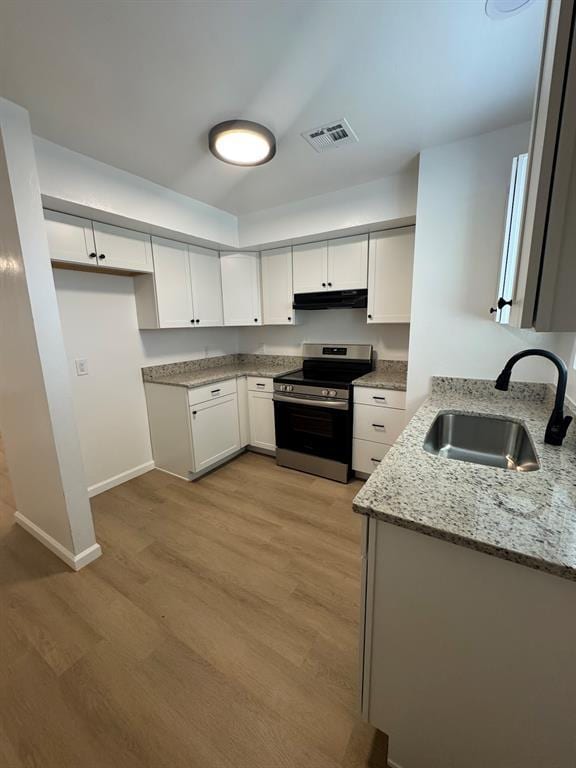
[[352, 360, 407, 391], [353, 377, 576, 582], [142, 354, 302, 389]]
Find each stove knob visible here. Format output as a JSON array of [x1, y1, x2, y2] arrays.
[[329, 390, 337, 397], [279, 384, 286, 392], [322, 389, 329, 396], [287, 385, 293, 392]]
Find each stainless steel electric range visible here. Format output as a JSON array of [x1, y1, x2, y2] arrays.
[[273, 343, 373, 483]]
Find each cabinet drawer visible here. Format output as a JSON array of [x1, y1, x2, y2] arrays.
[[188, 378, 237, 406], [354, 403, 406, 445], [354, 387, 406, 410], [353, 439, 390, 475], [246, 376, 273, 393]]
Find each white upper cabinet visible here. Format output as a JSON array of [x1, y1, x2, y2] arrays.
[[92, 221, 153, 273], [220, 252, 262, 326], [493, 155, 528, 325], [327, 234, 368, 290], [293, 235, 368, 293], [367, 227, 415, 323], [261, 246, 295, 325], [292, 241, 328, 293], [189, 245, 223, 327], [151, 237, 194, 328], [44, 210, 96, 266]]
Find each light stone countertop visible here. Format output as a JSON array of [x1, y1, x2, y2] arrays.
[[142, 354, 302, 388], [352, 360, 407, 391], [353, 377, 576, 582]]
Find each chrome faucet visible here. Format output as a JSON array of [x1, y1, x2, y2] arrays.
[[495, 349, 572, 446]]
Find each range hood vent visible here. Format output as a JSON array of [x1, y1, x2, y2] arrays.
[[293, 289, 367, 311], [302, 118, 358, 152]]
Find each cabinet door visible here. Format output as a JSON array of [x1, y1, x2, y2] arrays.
[[188, 245, 223, 327], [220, 252, 262, 326], [292, 241, 328, 293], [93, 221, 153, 273], [367, 228, 414, 323], [152, 237, 194, 327], [44, 210, 96, 266], [261, 246, 295, 325], [493, 155, 528, 325], [248, 391, 276, 451], [190, 395, 241, 472], [327, 234, 368, 290]]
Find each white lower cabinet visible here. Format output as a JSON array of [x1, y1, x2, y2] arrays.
[[247, 390, 276, 451], [145, 378, 241, 479], [353, 386, 406, 476], [190, 394, 241, 472]]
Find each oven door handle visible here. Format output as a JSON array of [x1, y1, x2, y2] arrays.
[[273, 393, 349, 410]]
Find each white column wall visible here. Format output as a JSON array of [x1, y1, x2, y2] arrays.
[[0, 98, 100, 569]]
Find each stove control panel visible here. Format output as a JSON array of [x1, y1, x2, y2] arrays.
[[278, 384, 294, 392]]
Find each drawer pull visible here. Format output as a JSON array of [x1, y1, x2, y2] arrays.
[[211, 388, 221, 395], [372, 423, 385, 429], [256, 383, 265, 388], [373, 396, 387, 401], [371, 457, 381, 463], [192, 410, 197, 416]]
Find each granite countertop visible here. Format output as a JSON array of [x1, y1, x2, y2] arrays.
[[353, 377, 576, 582], [353, 360, 407, 391], [142, 354, 302, 388]]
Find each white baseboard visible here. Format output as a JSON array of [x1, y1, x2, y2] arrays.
[[87, 461, 155, 497], [14, 511, 103, 571]]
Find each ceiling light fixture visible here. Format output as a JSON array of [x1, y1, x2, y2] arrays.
[[485, 0, 536, 19], [209, 120, 276, 166]]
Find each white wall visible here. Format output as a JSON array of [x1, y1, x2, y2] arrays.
[[240, 311, 409, 360], [406, 122, 569, 414], [0, 98, 100, 568], [53, 269, 240, 493], [239, 169, 418, 248], [35, 137, 239, 248]]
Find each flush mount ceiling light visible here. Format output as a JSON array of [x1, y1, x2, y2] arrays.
[[485, 0, 536, 19], [209, 120, 276, 166]]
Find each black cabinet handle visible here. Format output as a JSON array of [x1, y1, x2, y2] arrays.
[[373, 396, 387, 401], [190, 319, 194, 324], [490, 297, 512, 313], [89, 252, 97, 259], [327, 282, 332, 287], [372, 423, 385, 428], [322, 282, 326, 287], [256, 383, 265, 388], [368, 313, 372, 319], [98, 253, 106, 260], [254, 318, 258, 322], [196, 319, 200, 323], [288, 316, 292, 321], [371, 458, 381, 463], [211, 389, 221, 395], [192, 410, 197, 415]]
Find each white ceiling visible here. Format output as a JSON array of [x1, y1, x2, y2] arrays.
[[0, 0, 545, 215]]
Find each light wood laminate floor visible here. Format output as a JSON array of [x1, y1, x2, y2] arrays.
[[0, 446, 388, 767]]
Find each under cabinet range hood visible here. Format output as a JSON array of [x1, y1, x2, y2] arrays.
[[292, 289, 368, 311]]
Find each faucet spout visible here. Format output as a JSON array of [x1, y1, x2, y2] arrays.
[[494, 349, 572, 446]]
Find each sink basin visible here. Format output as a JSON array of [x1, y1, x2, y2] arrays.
[[423, 411, 540, 472]]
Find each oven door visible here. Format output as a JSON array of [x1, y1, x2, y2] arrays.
[[273, 394, 352, 464]]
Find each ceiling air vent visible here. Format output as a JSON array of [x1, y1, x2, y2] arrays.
[[302, 119, 358, 153]]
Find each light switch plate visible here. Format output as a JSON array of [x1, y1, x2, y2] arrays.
[[75, 358, 89, 376]]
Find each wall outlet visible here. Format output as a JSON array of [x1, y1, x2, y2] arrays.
[[75, 358, 89, 376]]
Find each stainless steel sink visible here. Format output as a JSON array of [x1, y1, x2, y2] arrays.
[[423, 411, 540, 472]]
